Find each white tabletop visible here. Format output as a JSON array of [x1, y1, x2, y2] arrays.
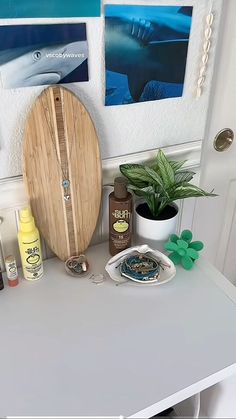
[[0, 242, 236, 418]]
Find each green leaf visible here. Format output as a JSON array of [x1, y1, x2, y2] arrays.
[[119, 164, 152, 188], [144, 166, 164, 187], [189, 241, 204, 251], [156, 149, 175, 188], [186, 248, 199, 260], [182, 183, 217, 196], [178, 248, 186, 256], [128, 185, 153, 197], [181, 230, 193, 243], [164, 242, 178, 251], [128, 186, 159, 216], [175, 171, 195, 184], [177, 239, 188, 249], [182, 255, 194, 270], [129, 185, 154, 193], [169, 160, 187, 172], [172, 184, 218, 200], [169, 251, 181, 265], [170, 234, 179, 243], [146, 194, 158, 216]]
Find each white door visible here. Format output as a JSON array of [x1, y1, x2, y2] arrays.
[[194, 3, 236, 416], [193, 0, 236, 285]]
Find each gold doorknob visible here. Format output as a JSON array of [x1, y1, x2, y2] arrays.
[[213, 128, 234, 152]]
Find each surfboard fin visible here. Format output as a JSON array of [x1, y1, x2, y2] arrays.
[[130, 18, 153, 45]]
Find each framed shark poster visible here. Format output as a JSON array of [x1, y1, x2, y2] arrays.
[[0, 23, 89, 89], [0, 0, 101, 18], [105, 5, 193, 106]]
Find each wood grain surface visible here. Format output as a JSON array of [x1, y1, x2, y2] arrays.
[[23, 86, 102, 261]]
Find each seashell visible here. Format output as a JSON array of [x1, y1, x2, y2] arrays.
[[205, 26, 212, 40], [206, 12, 214, 26]]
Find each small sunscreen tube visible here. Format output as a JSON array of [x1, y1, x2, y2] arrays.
[[5, 255, 19, 287]]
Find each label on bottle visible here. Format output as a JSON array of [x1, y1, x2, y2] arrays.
[[113, 219, 129, 233], [5, 256, 18, 281], [109, 201, 132, 255], [21, 239, 43, 281]]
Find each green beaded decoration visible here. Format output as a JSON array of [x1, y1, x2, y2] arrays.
[[164, 230, 204, 270]]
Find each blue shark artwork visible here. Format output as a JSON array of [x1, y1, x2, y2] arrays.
[[0, 0, 100, 18], [0, 24, 89, 89], [105, 5, 193, 106]]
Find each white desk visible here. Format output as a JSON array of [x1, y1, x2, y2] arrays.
[[0, 242, 236, 418]]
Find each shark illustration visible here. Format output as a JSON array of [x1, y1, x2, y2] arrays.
[[0, 41, 88, 88], [105, 10, 192, 102]]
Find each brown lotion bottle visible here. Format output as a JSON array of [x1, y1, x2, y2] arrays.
[[109, 177, 132, 256]]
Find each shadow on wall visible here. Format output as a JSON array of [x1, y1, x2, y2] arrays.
[[71, 83, 108, 158]]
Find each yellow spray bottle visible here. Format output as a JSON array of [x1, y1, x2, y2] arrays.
[[18, 207, 43, 281]]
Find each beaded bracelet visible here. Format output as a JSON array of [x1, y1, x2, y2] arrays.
[[120, 254, 160, 281]]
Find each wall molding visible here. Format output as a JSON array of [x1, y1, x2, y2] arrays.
[[0, 141, 202, 268], [102, 140, 202, 184], [0, 140, 202, 211], [0, 176, 27, 211]]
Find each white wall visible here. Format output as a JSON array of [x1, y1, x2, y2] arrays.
[[0, 0, 222, 179]]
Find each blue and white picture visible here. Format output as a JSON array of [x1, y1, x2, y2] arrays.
[[0, 24, 89, 89], [105, 5, 193, 106]]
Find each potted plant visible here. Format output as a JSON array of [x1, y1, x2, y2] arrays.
[[120, 149, 216, 242]]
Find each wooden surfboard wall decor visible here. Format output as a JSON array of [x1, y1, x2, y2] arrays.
[[23, 86, 102, 261]]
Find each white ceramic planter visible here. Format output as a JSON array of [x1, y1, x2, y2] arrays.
[[135, 203, 179, 243]]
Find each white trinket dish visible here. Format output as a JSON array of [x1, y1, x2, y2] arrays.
[[105, 244, 176, 286]]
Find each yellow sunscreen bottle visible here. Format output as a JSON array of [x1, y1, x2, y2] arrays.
[[18, 208, 43, 281]]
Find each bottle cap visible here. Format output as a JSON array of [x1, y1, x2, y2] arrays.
[[20, 207, 33, 222], [19, 207, 36, 233], [5, 255, 15, 264], [114, 177, 128, 199]]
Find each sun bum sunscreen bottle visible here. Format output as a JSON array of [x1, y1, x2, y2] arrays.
[[18, 208, 43, 281], [109, 177, 132, 256]]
